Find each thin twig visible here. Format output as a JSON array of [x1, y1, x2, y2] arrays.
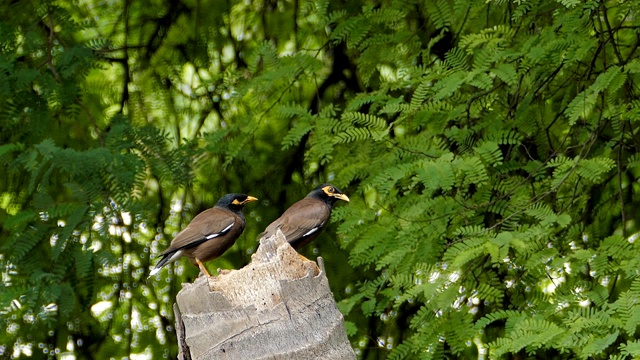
[[617, 121, 626, 237], [600, 3, 624, 64], [465, 83, 502, 125], [46, 7, 62, 82]]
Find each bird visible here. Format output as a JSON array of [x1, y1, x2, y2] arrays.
[[149, 193, 258, 278], [261, 184, 349, 251]]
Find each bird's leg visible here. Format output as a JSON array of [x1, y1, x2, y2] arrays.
[[196, 258, 211, 277]]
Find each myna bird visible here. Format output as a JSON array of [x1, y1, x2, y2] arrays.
[[261, 184, 349, 250], [149, 193, 258, 277]]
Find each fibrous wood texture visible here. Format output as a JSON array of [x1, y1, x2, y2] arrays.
[[174, 230, 356, 360]]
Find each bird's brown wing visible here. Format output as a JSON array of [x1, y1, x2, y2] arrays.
[[263, 198, 330, 247], [161, 207, 237, 255]]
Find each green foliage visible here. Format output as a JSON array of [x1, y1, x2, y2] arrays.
[[2, 0, 640, 358], [318, 0, 640, 358]]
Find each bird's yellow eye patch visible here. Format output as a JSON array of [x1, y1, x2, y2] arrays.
[[231, 199, 243, 205], [322, 186, 335, 195]]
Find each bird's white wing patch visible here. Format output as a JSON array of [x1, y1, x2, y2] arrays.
[[303, 227, 319, 237], [205, 222, 234, 240], [303, 221, 324, 237]]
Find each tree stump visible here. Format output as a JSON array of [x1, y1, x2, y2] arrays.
[[174, 230, 356, 359]]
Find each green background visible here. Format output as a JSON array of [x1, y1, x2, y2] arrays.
[[2, 0, 640, 358]]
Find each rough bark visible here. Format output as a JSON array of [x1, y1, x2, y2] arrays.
[[174, 230, 356, 360]]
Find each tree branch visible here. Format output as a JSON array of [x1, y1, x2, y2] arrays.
[[174, 231, 356, 359]]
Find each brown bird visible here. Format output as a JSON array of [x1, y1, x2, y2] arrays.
[[149, 193, 257, 277], [262, 184, 349, 250]]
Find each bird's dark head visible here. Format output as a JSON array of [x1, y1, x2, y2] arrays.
[[307, 184, 350, 207], [216, 193, 258, 212]]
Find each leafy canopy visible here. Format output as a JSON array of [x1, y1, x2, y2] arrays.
[[1, 0, 640, 359]]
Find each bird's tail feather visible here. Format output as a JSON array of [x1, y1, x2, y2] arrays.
[[147, 250, 183, 278]]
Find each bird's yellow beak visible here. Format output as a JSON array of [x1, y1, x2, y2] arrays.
[[244, 196, 258, 204], [333, 193, 350, 202]]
